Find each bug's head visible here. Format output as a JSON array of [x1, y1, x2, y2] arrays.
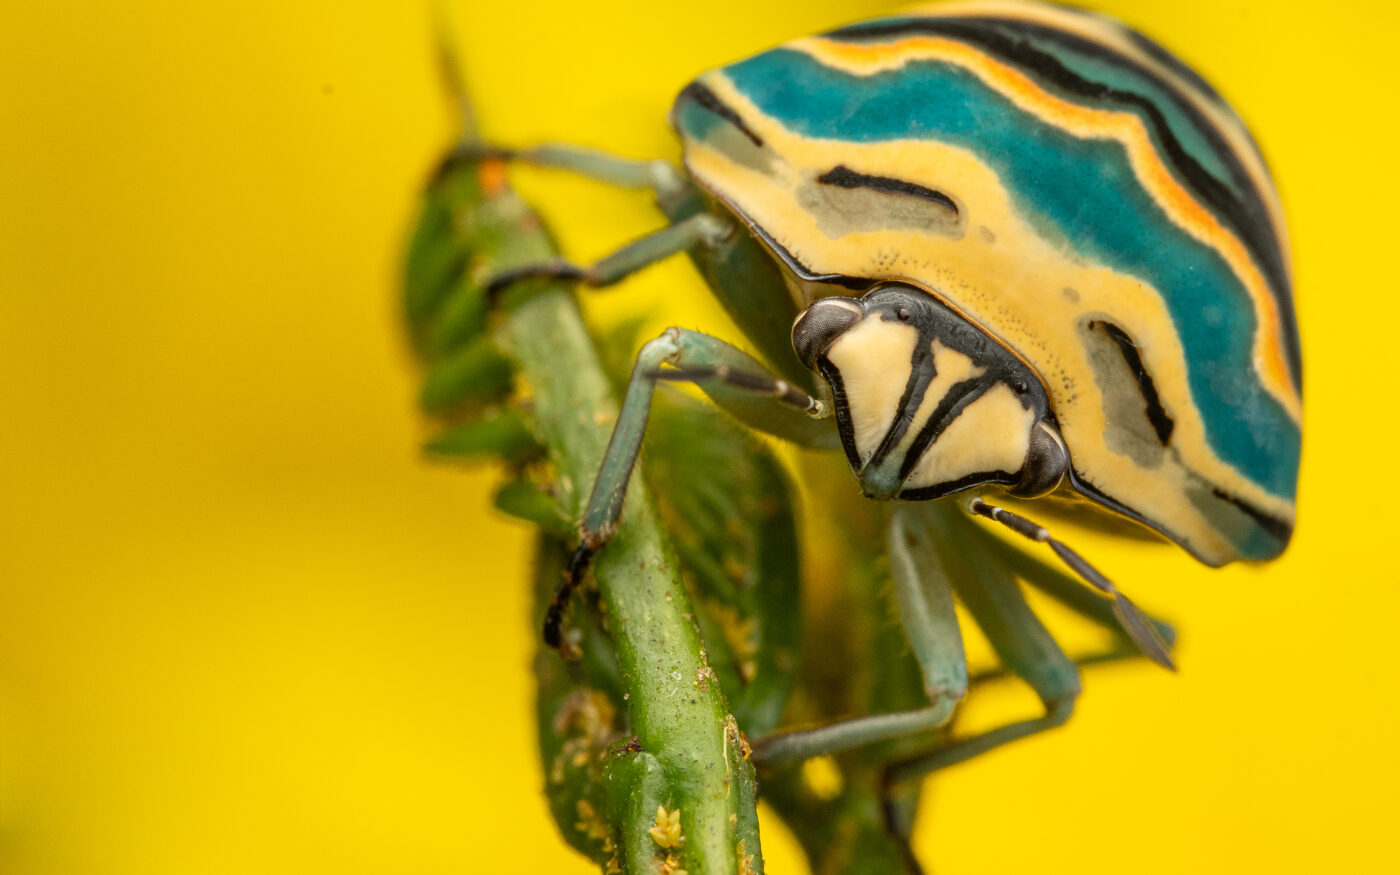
[[792, 283, 1068, 502]]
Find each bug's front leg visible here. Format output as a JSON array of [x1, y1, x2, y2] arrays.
[[546, 327, 834, 649]]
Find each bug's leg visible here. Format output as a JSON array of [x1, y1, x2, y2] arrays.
[[752, 503, 968, 766], [441, 142, 685, 194], [545, 328, 834, 648], [485, 211, 731, 307], [880, 505, 1083, 791], [956, 512, 1177, 659], [966, 497, 1175, 670]]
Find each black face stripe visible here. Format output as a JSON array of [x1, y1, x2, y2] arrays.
[[677, 81, 765, 147], [825, 16, 1301, 389], [896, 376, 994, 481], [866, 339, 934, 469], [1089, 320, 1174, 444], [816, 165, 960, 214], [898, 469, 1018, 501], [817, 357, 862, 471]]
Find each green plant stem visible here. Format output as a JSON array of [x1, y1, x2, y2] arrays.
[[454, 164, 759, 871]]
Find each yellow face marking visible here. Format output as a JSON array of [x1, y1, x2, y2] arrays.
[[902, 382, 1035, 490], [823, 316, 919, 465]]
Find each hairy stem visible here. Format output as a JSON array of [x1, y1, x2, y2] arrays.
[[409, 141, 761, 870]]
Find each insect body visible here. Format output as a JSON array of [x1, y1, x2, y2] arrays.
[[674, 1, 1300, 566], [478, 0, 1297, 784]]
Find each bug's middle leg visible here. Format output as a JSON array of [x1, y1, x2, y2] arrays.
[[752, 502, 969, 766], [546, 327, 834, 648], [867, 501, 1086, 830]]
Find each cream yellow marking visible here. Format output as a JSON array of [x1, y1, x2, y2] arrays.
[[903, 383, 1035, 489], [679, 74, 1293, 562], [823, 316, 920, 464], [790, 34, 1300, 417]]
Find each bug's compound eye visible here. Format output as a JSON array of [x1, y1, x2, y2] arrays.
[[792, 297, 863, 371], [1010, 421, 1069, 499]]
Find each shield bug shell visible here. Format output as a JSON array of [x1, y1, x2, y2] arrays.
[[673, 0, 1300, 566]]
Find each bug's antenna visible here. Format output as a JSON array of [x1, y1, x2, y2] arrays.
[[432, 1, 480, 146], [967, 497, 1176, 670]]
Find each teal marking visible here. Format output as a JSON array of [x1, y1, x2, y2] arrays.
[[834, 16, 1246, 203], [705, 48, 1298, 499], [674, 94, 724, 142]]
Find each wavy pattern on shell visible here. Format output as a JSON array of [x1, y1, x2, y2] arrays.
[[671, 0, 1300, 564]]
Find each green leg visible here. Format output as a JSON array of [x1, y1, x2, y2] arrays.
[[881, 502, 1082, 788], [486, 211, 733, 305], [752, 502, 968, 766], [545, 327, 833, 648], [445, 141, 687, 194]]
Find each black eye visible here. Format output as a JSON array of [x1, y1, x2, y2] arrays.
[[1012, 380, 1029, 395], [792, 298, 863, 370], [896, 307, 911, 322]]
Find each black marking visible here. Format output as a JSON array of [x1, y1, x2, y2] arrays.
[[1119, 27, 1226, 105], [817, 165, 960, 214], [896, 377, 994, 481], [1088, 320, 1174, 444], [678, 81, 765, 148], [826, 16, 1301, 389], [748, 220, 869, 290], [1211, 487, 1294, 545], [897, 469, 1017, 501], [818, 358, 863, 471], [1120, 26, 1272, 169], [544, 540, 598, 649], [1064, 467, 1269, 567], [866, 339, 934, 470]]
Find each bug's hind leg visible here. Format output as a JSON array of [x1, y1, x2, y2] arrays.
[[546, 328, 833, 649], [752, 502, 969, 766]]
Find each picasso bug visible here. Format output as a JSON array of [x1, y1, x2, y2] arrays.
[[470, 0, 1300, 776]]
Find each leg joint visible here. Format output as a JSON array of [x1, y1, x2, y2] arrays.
[[636, 329, 684, 371]]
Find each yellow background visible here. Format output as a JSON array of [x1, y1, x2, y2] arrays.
[[2, 1, 1396, 872]]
